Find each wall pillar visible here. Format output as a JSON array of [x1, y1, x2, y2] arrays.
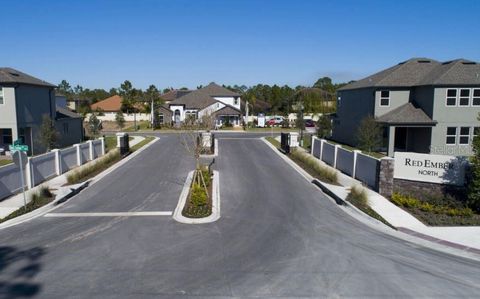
[[26, 157, 33, 189], [99, 137, 105, 156], [378, 157, 395, 197], [388, 126, 395, 157], [52, 149, 62, 175], [87, 140, 94, 161], [311, 136, 317, 155], [319, 139, 325, 161], [352, 150, 361, 178], [74, 144, 82, 166], [333, 144, 341, 169]]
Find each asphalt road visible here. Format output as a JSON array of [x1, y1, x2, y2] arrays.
[[0, 134, 479, 298]]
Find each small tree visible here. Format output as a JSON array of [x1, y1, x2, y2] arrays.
[[39, 114, 58, 152], [317, 114, 332, 138], [179, 112, 216, 199], [356, 115, 382, 153], [88, 113, 101, 137], [115, 111, 125, 129], [468, 117, 480, 212]]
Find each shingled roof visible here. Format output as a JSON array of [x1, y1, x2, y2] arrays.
[[376, 103, 436, 125], [160, 89, 192, 102], [169, 90, 218, 109], [339, 58, 480, 91], [200, 82, 240, 97], [0, 67, 55, 87], [169, 83, 240, 110]]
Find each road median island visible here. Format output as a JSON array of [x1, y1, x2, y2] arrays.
[[173, 169, 220, 224]]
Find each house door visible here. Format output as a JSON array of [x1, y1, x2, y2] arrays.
[[394, 127, 407, 151], [174, 110, 181, 124]]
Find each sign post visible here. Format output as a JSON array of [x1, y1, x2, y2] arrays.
[[10, 139, 29, 211]]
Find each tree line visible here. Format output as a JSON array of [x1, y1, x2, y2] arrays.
[[57, 76, 352, 116]]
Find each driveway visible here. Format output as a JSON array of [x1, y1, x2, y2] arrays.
[[0, 135, 479, 298]]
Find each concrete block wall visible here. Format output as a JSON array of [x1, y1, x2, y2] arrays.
[[0, 137, 105, 200]]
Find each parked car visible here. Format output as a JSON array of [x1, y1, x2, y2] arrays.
[[266, 116, 284, 126], [304, 119, 316, 127]]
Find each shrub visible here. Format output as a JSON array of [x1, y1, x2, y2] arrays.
[[190, 183, 208, 207], [290, 149, 338, 184], [347, 185, 368, 209], [66, 149, 121, 184]]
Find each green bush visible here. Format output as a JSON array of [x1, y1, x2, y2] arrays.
[[190, 183, 208, 207], [391, 192, 474, 218]]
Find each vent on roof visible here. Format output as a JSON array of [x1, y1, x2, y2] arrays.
[[417, 60, 431, 63], [9, 72, 20, 77], [462, 61, 476, 65], [442, 61, 454, 65]]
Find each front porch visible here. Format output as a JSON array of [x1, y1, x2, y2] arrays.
[[376, 103, 437, 156], [214, 106, 242, 128]]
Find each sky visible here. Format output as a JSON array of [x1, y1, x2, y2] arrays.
[[1, 0, 479, 90]]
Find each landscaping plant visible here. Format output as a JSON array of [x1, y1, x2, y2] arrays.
[[468, 121, 480, 212]]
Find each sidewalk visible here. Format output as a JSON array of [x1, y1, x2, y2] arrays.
[[0, 136, 145, 219], [270, 137, 480, 252]]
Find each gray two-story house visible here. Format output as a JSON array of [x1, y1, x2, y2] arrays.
[[332, 58, 480, 157], [0, 68, 83, 155]]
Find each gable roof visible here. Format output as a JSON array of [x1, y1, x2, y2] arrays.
[[91, 95, 123, 112], [201, 82, 240, 97], [213, 105, 242, 116], [339, 58, 480, 91], [169, 91, 218, 109], [0, 67, 55, 88], [376, 103, 436, 125]]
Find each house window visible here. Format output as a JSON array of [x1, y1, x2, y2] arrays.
[[473, 89, 480, 106], [2, 129, 12, 145], [159, 113, 164, 124], [446, 89, 457, 106], [446, 127, 457, 145], [0, 88, 4, 105], [380, 90, 390, 106], [459, 127, 470, 144], [459, 89, 470, 106], [234, 97, 239, 105]]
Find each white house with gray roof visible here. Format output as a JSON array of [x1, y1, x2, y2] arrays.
[[332, 58, 480, 157], [168, 83, 242, 127], [0, 67, 84, 155]]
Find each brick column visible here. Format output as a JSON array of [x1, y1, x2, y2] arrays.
[[378, 157, 395, 197]]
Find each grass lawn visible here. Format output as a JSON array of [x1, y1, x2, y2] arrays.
[[247, 127, 299, 132], [0, 159, 13, 167], [125, 121, 151, 132], [130, 136, 155, 152]]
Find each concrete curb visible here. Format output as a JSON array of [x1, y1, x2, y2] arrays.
[[199, 139, 219, 158], [0, 181, 89, 230], [261, 137, 480, 261], [173, 170, 220, 224], [0, 136, 159, 230]]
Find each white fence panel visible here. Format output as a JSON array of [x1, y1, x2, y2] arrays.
[[354, 153, 379, 189], [336, 148, 355, 176], [60, 147, 78, 173], [0, 164, 26, 200], [92, 140, 103, 159], [80, 143, 90, 163], [322, 142, 336, 166], [30, 152, 56, 187]]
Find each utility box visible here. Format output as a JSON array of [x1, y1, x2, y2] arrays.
[[116, 132, 130, 156]]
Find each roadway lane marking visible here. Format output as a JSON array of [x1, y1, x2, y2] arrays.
[[44, 211, 173, 217]]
